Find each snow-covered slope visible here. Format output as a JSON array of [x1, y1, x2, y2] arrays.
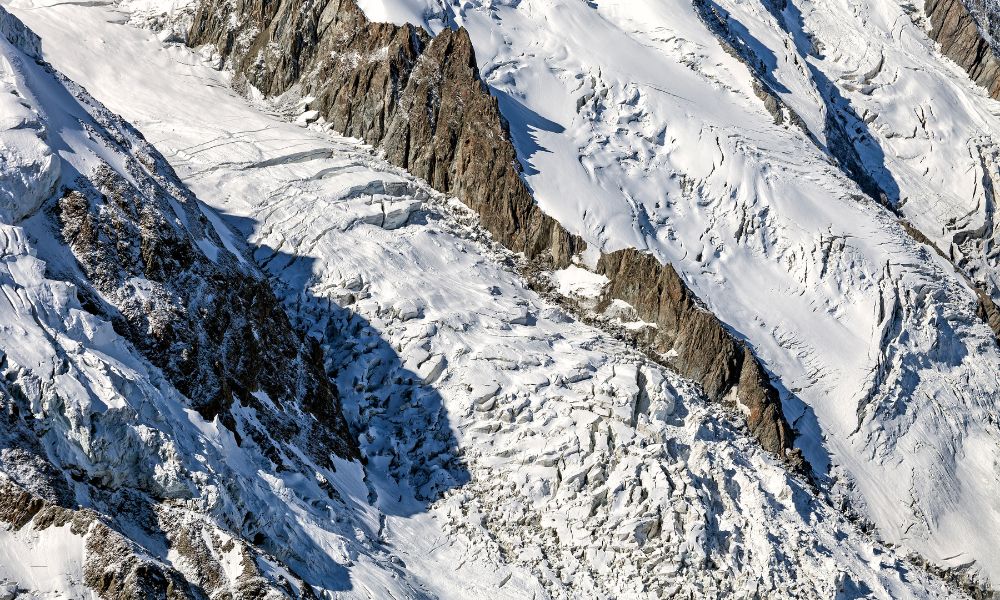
[[330, 0, 1000, 588], [0, 1, 984, 597]]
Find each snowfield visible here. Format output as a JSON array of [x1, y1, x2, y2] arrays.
[[0, 0, 995, 597], [350, 0, 1000, 587]]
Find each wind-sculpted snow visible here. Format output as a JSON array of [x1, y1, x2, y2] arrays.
[[0, 0, 978, 596]]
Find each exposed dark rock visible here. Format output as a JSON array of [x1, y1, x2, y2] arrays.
[[0, 477, 201, 600], [596, 249, 801, 464], [188, 0, 581, 265], [977, 289, 1000, 336], [926, 0, 1000, 98], [153, 509, 288, 600], [187, 0, 804, 467]]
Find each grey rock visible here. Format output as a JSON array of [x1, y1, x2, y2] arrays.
[[596, 249, 804, 467]]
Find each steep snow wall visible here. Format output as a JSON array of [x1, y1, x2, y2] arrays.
[[0, 9, 56, 223], [0, 3, 38, 57]]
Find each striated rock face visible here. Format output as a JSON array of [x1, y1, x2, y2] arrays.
[[926, 0, 1000, 98], [187, 0, 802, 466], [977, 290, 1000, 336], [596, 249, 800, 462]]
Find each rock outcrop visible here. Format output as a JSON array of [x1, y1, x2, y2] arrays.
[[188, 0, 579, 265], [926, 0, 1000, 98], [187, 0, 803, 466], [597, 250, 800, 460], [0, 476, 197, 599], [0, 474, 288, 599], [977, 290, 1000, 336]]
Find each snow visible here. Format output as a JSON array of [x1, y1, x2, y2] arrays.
[[550, 265, 608, 300], [0, 0, 989, 596], [354, 0, 449, 32], [0, 520, 91, 598], [0, 42, 59, 223], [341, 0, 1000, 587]]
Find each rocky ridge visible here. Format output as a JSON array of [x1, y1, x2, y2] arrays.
[[186, 0, 803, 465], [926, 0, 1000, 98], [0, 8, 358, 596]]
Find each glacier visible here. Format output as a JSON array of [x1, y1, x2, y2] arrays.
[[0, 0, 995, 597]]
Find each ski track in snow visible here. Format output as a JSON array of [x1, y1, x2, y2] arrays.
[[0, 0, 990, 597]]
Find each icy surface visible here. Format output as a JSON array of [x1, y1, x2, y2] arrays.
[[0, 520, 89, 598], [0, 0, 978, 596], [333, 0, 1000, 586], [0, 0, 1000, 598], [0, 23, 58, 223], [551, 265, 608, 301]]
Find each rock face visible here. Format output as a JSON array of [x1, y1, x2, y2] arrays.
[[926, 0, 1000, 98], [0, 476, 196, 599], [977, 290, 1000, 336], [0, 474, 286, 599], [597, 250, 799, 461], [188, 0, 580, 265], [188, 0, 803, 465]]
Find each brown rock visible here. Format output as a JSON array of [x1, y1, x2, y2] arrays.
[[188, 0, 583, 265], [597, 248, 800, 462], [188, 0, 803, 467], [0, 478, 199, 599], [926, 0, 1000, 98], [977, 289, 1000, 336]]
